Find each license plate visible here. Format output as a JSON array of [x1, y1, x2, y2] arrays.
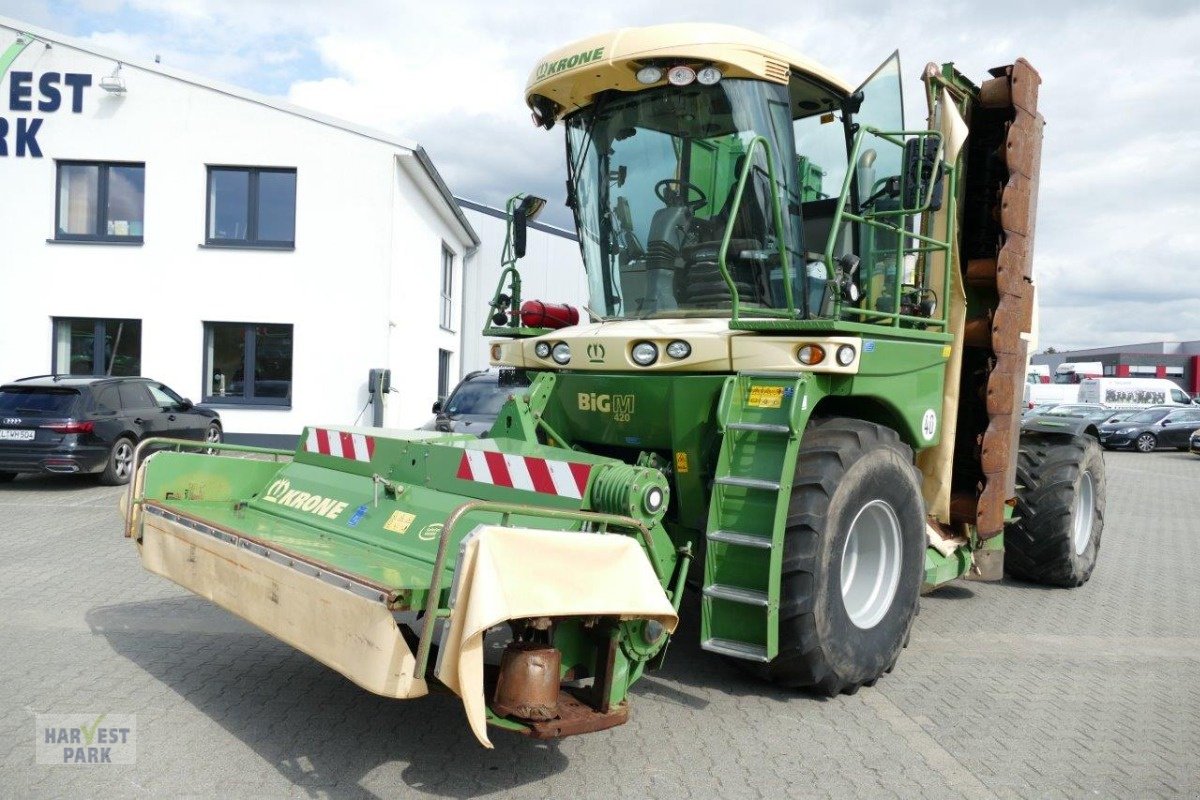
[[0, 429, 34, 441]]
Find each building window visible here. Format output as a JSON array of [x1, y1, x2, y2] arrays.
[[437, 349, 452, 400], [55, 161, 145, 242], [203, 322, 293, 406], [206, 167, 296, 248], [440, 245, 455, 331], [52, 317, 141, 376]]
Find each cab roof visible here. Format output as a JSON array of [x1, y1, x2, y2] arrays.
[[526, 23, 852, 123]]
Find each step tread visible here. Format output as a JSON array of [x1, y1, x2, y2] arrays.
[[703, 584, 770, 606], [726, 422, 791, 434], [701, 637, 770, 662], [715, 475, 782, 491], [708, 529, 773, 549]]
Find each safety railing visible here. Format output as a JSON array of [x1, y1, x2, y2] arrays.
[[122, 437, 293, 539], [718, 126, 957, 334], [821, 126, 955, 332], [412, 499, 662, 682]]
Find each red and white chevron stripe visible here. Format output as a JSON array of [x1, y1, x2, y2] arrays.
[[456, 451, 591, 499], [304, 428, 375, 462]]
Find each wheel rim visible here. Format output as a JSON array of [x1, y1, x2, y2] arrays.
[[840, 499, 903, 630], [1072, 470, 1095, 555], [1136, 433, 1155, 452], [206, 426, 221, 443], [114, 442, 133, 479]]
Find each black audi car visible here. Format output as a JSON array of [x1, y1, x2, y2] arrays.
[[0, 375, 221, 485], [1097, 406, 1200, 453]]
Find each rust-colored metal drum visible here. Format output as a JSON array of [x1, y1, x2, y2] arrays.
[[492, 642, 561, 721]]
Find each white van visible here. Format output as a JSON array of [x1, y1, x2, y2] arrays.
[[1079, 378, 1192, 408]]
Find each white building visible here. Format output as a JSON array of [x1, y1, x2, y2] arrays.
[[0, 16, 583, 445]]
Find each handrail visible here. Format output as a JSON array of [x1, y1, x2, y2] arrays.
[[719, 135, 795, 325], [412, 499, 659, 681], [123, 437, 293, 539], [821, 126, 954, 331]]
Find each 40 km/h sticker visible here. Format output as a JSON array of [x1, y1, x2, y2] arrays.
[[921, 409, 938, 441], [746, 386, 784, 409]]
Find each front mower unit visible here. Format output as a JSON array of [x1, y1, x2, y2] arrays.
[[124, 389, 687, 747]]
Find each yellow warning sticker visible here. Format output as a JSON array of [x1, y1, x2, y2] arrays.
[[675, 451, 689, 473], [383, 510, 416, 535], [941, 345, 952, 358], [746, 386, 784, 409]]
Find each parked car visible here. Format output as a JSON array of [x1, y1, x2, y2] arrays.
[[1191, 428, 1200, 456], [1097, 406, 1200, 453], [1027, 403, 1109, 422], [420, 370, 531, 437], [0, 375, 221, 485]]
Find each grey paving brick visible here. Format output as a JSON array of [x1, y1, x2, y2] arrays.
[[0, 451, 1197, 798]]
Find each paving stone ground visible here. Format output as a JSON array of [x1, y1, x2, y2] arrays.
[[0, 449, 1196, 798]]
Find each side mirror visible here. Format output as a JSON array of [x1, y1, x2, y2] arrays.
[[903, 137, 943, 211], [432, 400, 443, 414], [512, 194, 546, 259], [180, 398, 194, 410]]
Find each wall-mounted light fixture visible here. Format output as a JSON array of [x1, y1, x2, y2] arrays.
[[100, 62, 126, 94]]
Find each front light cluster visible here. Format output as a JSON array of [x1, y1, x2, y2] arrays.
[[796, 343, 857, 368], [631, 340, 691, 367]]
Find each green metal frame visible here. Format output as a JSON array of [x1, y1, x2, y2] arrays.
[[717, 128, 956, 337], [482, 194, 557, 339]]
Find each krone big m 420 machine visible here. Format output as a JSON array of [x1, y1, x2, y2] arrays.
[[123, 24, 1105, 747]]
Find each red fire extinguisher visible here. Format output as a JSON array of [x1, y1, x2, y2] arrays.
[[520, 300, 579, 330]]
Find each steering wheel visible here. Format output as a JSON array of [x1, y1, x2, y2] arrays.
[[654, 178, 707, 210]]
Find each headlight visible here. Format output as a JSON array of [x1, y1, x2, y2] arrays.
[[835, 345, 856, 366], [1117, 428, 1136, 435], [551, 342, 571, 365], [696, 66, 722, 85], [665, 340, 691, 360], [635, 65, 663, 84], [631, 341, 658, 366], [797, 344, 826, 365], [667, 65, 696, 86], [534, 341, 552, 359]]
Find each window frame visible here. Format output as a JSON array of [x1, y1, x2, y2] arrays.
[[204, 165, 297, 250], [437, 349, 452, 401], [440, 244, 455, 332], [53, 160, 146, 244], [51, 317, 143, 377], [201, 321, 294, 408]]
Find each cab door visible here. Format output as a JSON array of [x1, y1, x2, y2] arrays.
[[848, 52, 907, 311]]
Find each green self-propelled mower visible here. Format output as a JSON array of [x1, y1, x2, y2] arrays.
[[124, 23, 1105, 747]]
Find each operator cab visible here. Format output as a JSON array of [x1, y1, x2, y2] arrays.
[[531, 26, 918, 324]]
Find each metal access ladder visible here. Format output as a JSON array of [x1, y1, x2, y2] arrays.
[[701, 372, 809, 663]]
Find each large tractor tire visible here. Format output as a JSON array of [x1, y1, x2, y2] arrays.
[[758, 418, 926, 695], [1007, 433, 1105, 587]]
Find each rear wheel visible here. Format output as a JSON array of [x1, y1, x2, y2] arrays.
[[99, 436, 136, 486], [758, 418, 925, 695], [1007, 433, 1105, 587], [205, 422, 223, 444], [0, 471, 16, 483], [1134, 432, 1157, 453]]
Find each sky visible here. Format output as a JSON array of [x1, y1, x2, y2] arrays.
[[4, 0, 1198, 351]]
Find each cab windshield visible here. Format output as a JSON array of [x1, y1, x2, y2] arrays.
[[566, 79, 811, 320]]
